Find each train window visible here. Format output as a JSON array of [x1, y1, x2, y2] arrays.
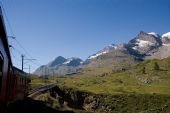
[[0, 54, 3, 92]]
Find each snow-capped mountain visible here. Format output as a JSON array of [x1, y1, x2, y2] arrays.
[[87, 31, 170, 62], [87, 45, 114, 60], [88, 44, 126, 60], [47, 56, 67, 67], [34, 56, 83, 76], [128, 31, 162, 55]]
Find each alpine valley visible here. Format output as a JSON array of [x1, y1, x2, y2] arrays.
[[32, 31, 170, 113]]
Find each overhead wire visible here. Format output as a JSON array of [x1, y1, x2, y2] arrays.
[[0, 1, 15, 37], [10, 49, 21, 62], [13, 63, 21, 68], [13, 38, 42, 66], [0, 3, 42, 72], [10, 50, 23, 68]]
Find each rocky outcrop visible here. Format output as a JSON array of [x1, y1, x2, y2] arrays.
[[51, 86, 113, 112]]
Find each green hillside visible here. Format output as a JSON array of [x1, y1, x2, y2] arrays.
[[55, 57, 170, 95], [82, 50, 139, 77], [52, 57, 170, 112]]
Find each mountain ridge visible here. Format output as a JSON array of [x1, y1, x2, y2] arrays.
[[34, 31, 170, 76]]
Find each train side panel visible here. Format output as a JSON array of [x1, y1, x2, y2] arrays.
[[0, 38, 10, 111], [12, 68, 28, 102], [13, 76, 25, 101]]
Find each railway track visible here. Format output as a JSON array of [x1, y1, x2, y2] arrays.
[[7, 83, 75, 113], [28, 83, 56, 98]]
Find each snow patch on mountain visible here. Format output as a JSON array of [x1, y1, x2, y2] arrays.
[[63, 59, 72, 64], [148, 32, 159, 37], [163, 44, 170, 46], [88, 51, 108, 59], [88, 44, 123, 60], [162, 32, 170, 39], [80, 61, 84, 64], [136, 39, 154, 48], [132, 46, 138, 50], [108, 44, 118, 49]]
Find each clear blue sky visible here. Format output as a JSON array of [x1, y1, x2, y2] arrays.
[[0, 0, 170, 72]]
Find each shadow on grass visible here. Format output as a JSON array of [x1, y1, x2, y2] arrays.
[[7, 97, 74, 113]]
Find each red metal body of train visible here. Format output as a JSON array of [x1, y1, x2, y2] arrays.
[[0, 7, 29, 112]]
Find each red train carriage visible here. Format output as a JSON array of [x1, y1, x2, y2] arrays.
[[0, 6, 29, 112], [0, 6, 14, 111], [13, 67, 28, 101]]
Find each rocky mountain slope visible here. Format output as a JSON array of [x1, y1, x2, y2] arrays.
[[82, 44, 139, 75], [87, 31, 170, 61], [128, 31, 170, 59]]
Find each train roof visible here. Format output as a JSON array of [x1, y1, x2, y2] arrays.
[[0, 6, 13, 66], [13, 66, 28, 77]]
